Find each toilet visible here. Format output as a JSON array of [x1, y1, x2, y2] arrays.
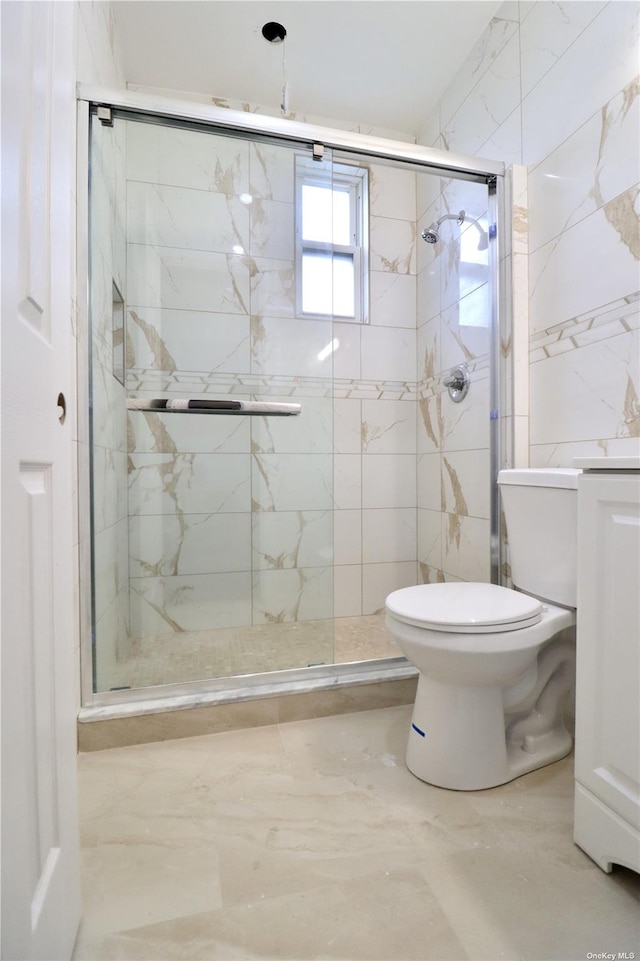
[[385, 468, 580, 791]]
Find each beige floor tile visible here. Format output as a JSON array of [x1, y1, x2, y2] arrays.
[[75, 870, 469, 961], [73, 704, 640, 961]]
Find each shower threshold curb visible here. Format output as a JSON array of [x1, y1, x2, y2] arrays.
[[79, 660, 417, 721], [77, 661, 419, 751]]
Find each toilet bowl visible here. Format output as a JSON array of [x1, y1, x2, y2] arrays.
[[385, 468, 580, 791]]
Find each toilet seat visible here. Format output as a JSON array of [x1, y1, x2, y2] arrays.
[[385, 582, 543, 634]]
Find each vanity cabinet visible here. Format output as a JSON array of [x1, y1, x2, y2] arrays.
[[573, 461, 640, 874]]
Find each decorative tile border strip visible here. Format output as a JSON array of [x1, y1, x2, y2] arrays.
[[125, 370, 419, 402], [530, 292, 640, 364]]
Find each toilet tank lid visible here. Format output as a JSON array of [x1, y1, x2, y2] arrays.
[[498, 468, 581, 490]]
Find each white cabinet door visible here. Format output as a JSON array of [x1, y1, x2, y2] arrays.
[[1, 2, 82, 957], [574, 471, 640, 872]]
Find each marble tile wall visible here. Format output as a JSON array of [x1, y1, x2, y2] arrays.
[[124, 122, 424, 647], [418, 0, 640, 471], [415, 170, 492, 585]]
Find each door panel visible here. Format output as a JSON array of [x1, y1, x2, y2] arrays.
[[1, 3, 81, 958]]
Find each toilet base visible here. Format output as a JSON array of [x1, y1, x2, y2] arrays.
[[406, 672, 573, 791]]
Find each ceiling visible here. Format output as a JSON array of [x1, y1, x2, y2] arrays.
[[112, 1, 503, 137]]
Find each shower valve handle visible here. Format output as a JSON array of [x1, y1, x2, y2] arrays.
[[443, 365, 470, 403]]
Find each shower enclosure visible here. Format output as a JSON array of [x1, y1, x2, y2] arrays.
[[80, 87, 504, 706]]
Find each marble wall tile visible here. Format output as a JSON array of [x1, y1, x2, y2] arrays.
[[252, 567, 333, 624], [129, 572, 253, 635], [252, 453, 333, 512], [250, 315, 333, 377], [417, 316, 440, 385], [334, 399, 362, 454], [417, 453, 442, 512], [128, 453, 252, 515], [92, 447, 128, 534], [441, 236, 489, 312], [334, 565, 362, 618], [77, 1, 125, 88], [362, 561, 418, 615], [529, 188, 640, 336], [248, 256, 295, 320], [530, 328, 640, 446], [128, 409, 250, 456], [361, 326, 416, 382], [479, 105, 523, 170], [129, 512, 252, 577], [127, 121, 250, 194], [521, 0, 640, 167], [332, 322, 362, 380], [362, 508, 416, 564], [334, 510, 362, 566], [510, 164, 529, 257], [127, 307, 251, 375], [369, 217, 417, 276], [441, 450, 490, 520], [93, 518, 130, 624], [442, 33, 521, 158], [439, 13, 519, 131], [251, 396, 333, 454], [252, 511, 333, 570], [362, 454, 417, 509], [441, 372, 490, 452], [520, 2, 608, 100], [442, 513, 491, 582], [417, 260, 441, 328], [249, 199, 294, 262], [417, 508, 443, 572], [369, 272, 417, 329], [417, 393, 443, 456], [333, 455, 362, 511], [91, 360, 127, 454], [369, 163, 416, 221], [127, 181, 250, 254], [440, 284, 491, 372], [249, 142, 294, 203], [361, 400, 416, 454], [528, 78, 640, 254], [93, 592, 129, 692], [127, 244, 250, 315], [90, 151, 126, 293]]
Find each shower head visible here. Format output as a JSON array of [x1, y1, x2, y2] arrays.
[[421, 225, 439, 244], [420, 209, 465, 244]]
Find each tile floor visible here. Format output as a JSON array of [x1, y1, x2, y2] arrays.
[[104, 615, 401, 691], [73, 704, 640, 960]]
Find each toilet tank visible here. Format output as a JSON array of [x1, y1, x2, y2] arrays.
[[498, 468, 581, 607]]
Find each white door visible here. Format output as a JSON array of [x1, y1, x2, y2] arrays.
[[1, 2, 81, 958]]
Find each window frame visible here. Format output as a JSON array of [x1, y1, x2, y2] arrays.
[[294, 155, 369, 324]]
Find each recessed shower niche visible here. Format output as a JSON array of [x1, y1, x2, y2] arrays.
[[83, 91, 503, 703]]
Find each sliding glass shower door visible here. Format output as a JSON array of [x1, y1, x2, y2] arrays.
[[89, 111, 339, 691], [87, 99, 499, 699]]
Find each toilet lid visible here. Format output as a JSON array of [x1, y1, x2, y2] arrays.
[[385, 583, 543, 633]]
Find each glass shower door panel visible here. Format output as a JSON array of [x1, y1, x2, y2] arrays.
[[89, 113, 335, 692]]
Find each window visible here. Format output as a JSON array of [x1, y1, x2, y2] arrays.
[[295, 155, 368, 323]]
